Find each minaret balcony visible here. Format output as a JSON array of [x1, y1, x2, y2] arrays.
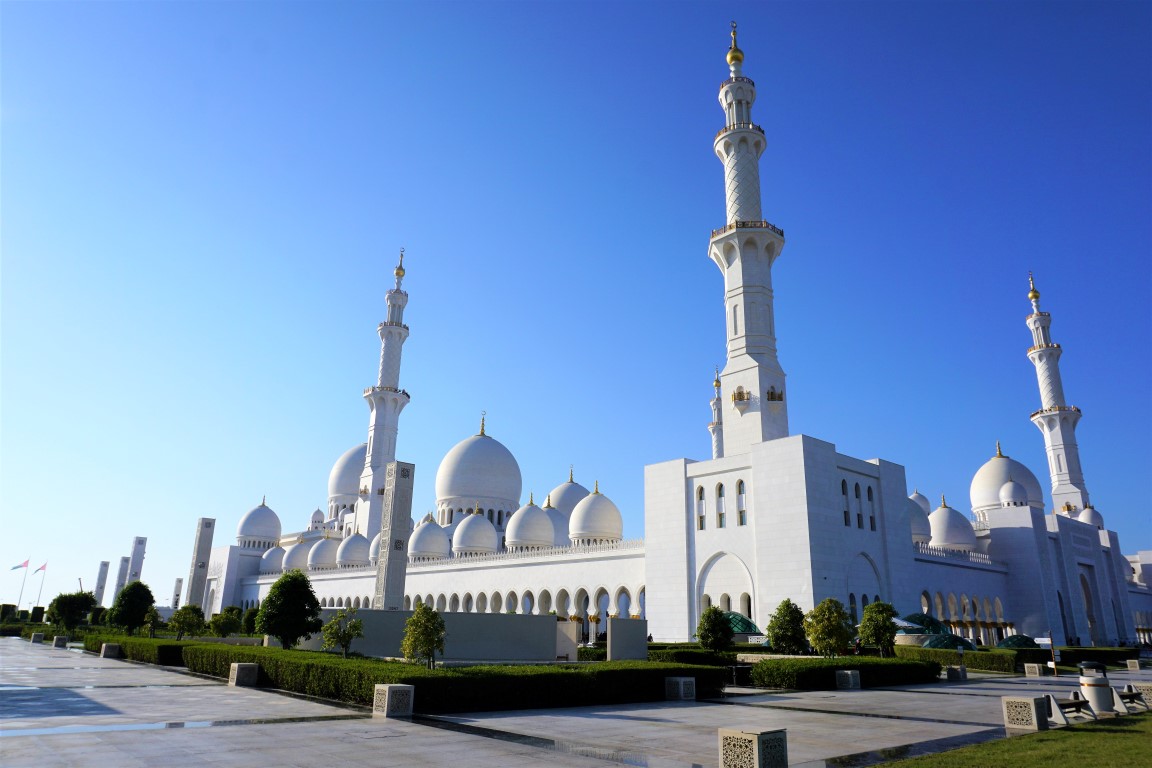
[[1030, 404, 1080, 419], [714, 122, 765, 141], [720, 76, 756, 88], [363, 385, 411, 398], [711, 219, 785, 239], [1027, 342, 1060, 353], [377, 321, 409, 330]]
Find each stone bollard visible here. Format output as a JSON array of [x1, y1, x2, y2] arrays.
[[1024, 663, 1044, 677], [28, 633, 44, 644], [228, 663, 259, 687], [1001, 696, 1048, 731], [664, 677, 696, 701], [99, 643, 121, 658], [52, 636, 68, 648], [372, 684, 414, 717], [835, 670, 861, 690], [1126, 659, 1142, 672], [946, 665, 968, 682], [718, 728, 788, 768]]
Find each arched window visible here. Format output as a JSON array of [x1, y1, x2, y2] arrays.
[[862, 594, 870, 609], [737, 480, 747, 525], [716, 484, 726, 528], [867, 487, 873, 502], [696, 487, 706, 530], [842, 480, 851, 526], [855, 483, 861, 499]]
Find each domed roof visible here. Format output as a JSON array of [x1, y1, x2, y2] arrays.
[[237, 502, 281, 542], [569, 484, 623, 542], [928, 499, 976, 552], [970, 445, 1044, 513], [434, 426, 522, 505], [909, 490, 931, 515], [328, 443, 367, 498], [1077, 506, 1104, 529], [409, 516, 451, 560], [451, 510, 498, 555], [336, 533, 370, 566], [307, 537, 339, 568], [506, 498, 555, 549], [260, 545, 285, 572], [369, 531, 383, 563], [547, 473, 591, 518], [907, 498, 931, 543], [542, 496, 570, 547], [999, 480, 1029, 506], [282, 539, 315, 571], [311, 508, 325, 524]]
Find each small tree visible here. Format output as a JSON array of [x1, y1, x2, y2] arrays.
[[107, 582, 155, 635], [209, 606, 242, 638], [765, 598, 808, 655], [401, 602, 445, 669], [804, 598, 854, 657], [696, 605, 734, 652], [321, 607, 364, 658], [89, 606, 106, 627], [859, 601, 899, 657], [143, 606, 164, 638], [241, 606, 259, 635], [168, 605, 206, 640], [255, 570, 322, 650], [47, 591, 97, 631]]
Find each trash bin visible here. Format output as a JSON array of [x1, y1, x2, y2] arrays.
[[1077, 661, 1114, 714]]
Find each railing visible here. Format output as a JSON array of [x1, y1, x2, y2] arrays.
[[720, 76, 756, 88], [1030, 404, 1080, 419], [1026, 343, 1060, 353], [363, 385, 410, 397], [408, 539, 646, 569], [378, 321, 409, 330], [914, 541, 993, 565], [715, 122, 765, 141], [711, 219, 785, 238]]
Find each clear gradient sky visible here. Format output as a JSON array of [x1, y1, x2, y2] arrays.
[[3, 1, 1149, 610]]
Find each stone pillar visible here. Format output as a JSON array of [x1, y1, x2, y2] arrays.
[[835, 670, 861, 690], [665, 677, 696, 701], [99, 643, 121, 658], [228, 663, 259, 687], [373, 684, 414, 717], [28, 633, 44, 644], [718, 728, 788, 768], [1001, 696, 1049, 731], [52, 636, 68, 648]]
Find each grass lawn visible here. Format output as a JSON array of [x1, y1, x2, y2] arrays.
[[879, 712, 1150, 767]]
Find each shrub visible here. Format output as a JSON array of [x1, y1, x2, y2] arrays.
[[859, 602, 898, 657], [765, 599, 807, 655], [697, 606, 734, 652], [241, 607, 259, 635], [46, 591, 97, 631], [648, 648, 736, 666], [577, 646, 607, 661], [256, 570, 322, 649], [401, 602, 445, 668], [82, 634, 198, 665], [210, 607, 242, 638], [893, 645, 1016, 673], [1052, 647, 1139, 667], [321, 607, 364, 658], [751, 657, 941, 690], [169, 605, 206, 640], [804, 598, 853, 657]]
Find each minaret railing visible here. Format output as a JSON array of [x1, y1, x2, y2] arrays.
[[715, 122, 765, 140], [710, 219, 784, 238]]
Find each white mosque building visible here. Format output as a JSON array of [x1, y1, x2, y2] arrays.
[[185, 28, 1152, 648]]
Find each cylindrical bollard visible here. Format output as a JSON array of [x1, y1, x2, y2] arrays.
[[1079, 675, 1115, 714]]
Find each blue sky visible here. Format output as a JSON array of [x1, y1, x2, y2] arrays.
[[3, 1, 1149, 609]]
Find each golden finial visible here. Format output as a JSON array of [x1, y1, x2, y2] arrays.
[[544, 493, 553, 508], [479, 411, 486, 436], [594, 480, 600, 494], [474, 501, 481, 516], [395, 247, 406, 279], [941, 494, 947, 508], [569, 464, 574, 483], [995, 441, 1004, 458], [713, 366, 721, 388], [727, 21, 744, 65], [1027, 272, 1040, 302], [529, 491, 534, 506], [262, 495, 266, 505]]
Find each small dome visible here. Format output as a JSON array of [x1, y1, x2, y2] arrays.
[[999, 480, 1029, 506], [307, 537, 339, 568], [282, 539, 315, 571], [369, 531, 383, 563], [970, 447, 1044, 514], [547, 477, 591, 519], [1077, 506, 1104, 529], [328, 443, 367, 499], [569, 485, 623, 543], [907, 498, 931, 544], [928, 500, 976, 552], [237, 502, 281, 543], [409, 516, 451, 560], [909, 490, 931, 515], [435, 430, 522, 507], [260, 545, 285, 572], [542, 497, 570, 547], [336, 533, 370, 566], [506, 500, 555, 550], [451, 510, 498, 556], [311, 509, 325, 524]]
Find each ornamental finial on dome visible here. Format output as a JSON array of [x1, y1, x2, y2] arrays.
[[1027, 271, 1040, 303], [544, 493, 553, 508], [479, 411, 486, 436], [995, 441, 1004, 458], [940, 494, 947, 508], [569, 464, 574, 483], [395, 248, 406, 279], [529, 491, 534, 505], [714, 366, 721, 388], [262, 495, 266, 505], [727, 21, 744, 66], [594, 480, 600, 494]]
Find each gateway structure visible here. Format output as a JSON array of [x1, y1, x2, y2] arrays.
[[187, 29, 1152, 647]]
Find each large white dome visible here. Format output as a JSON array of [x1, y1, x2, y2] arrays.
[[970, 447, 1044, 513], [260, 545, 285, 573], [236, 503, 281, 544], [409, 515, 451, 560], [908, 497, 932, 544], [506, 500, 555, 550], [282, 539, 315, 571], [336, 533, 370, 567], [569, 486, 623, 544], [542, 498, 570, 547], [308, 537, 340, 569], [928, 500, 977, 552], [548, 477, 591, 518], [328, 443, 367, 498], [452, 511, 498, 556], [909, 490, 931, 515], [435, 431, 522, 506]]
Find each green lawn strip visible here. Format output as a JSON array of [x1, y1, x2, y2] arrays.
[[877, 712, 1151, 767]]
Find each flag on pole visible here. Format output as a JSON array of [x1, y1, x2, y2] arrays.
[[34, 563, 47, 573], [10, 560, 28, 571]]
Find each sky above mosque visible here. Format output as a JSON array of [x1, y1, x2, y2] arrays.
[[3, 1, 1149, 609]]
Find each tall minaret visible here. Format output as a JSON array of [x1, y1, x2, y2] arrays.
[[708, 23, 788, 456], [708, 368, 724, 459], [1025, 274, 1090, 514], [354, 250, 412, 538]]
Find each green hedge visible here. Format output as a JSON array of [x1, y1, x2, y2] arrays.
[[81, 635, 200, 666], [648, 648, 737, 666], [1053, 647, 1139, 667], [577, 646, 607, 661], [750, 657, 941, 690], [893, 646, 1016, 673], [180, 644, 726, 713]]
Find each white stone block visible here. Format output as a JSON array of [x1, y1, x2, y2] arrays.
[[835, 670, 861, 690], [228, 662, 259, 687], [373, 684, 414, 717], [1024, 663, 1044, 677], [1126, 659, 1142, 672], [665, 676, 696, 701], [52, 635, 68, 648], [99, 643, 121, 658], [28, 632, 44, 644], [1001, 696, 1048, 731], [946, 665, 968, 682], [718, 728, 788, 768]]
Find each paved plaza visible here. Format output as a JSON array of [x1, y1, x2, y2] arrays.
[[2, 638, 1148, 767]]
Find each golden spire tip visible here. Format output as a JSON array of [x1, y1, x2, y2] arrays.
[[479, 411, 486, 436], [569, 464, 574, 483], [594, 480, 600, 494]]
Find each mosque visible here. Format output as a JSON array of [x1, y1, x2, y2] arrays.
[[184, 28, 1152, 648]]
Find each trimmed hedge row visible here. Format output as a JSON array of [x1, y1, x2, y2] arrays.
[[648, 649, 737, 666], [1051, 647, 1139, 667], [82, 635, 200, 666], [181, 644, 726, 713], [894, 646, 1016, 673], [750, 657, 941, 690]]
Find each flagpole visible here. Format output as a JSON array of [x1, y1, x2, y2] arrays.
[[35, 569, 47, 607], [16, 560, 29, 610]]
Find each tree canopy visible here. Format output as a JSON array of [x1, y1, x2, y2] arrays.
[[696, 605, 734, 652], [241, 606, 259, 635], [765, 598, 807, 655], [255, 570, 322, 649], [803, 598, 854, 657], [107, 582, 155, 635], [46, 591, 97, 631], [401, 602, 445, 669], [168, 605, 206, 640], [859, 601, 899, 656], [210, 606, 243, 637], [321, 607, 364, 658]]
